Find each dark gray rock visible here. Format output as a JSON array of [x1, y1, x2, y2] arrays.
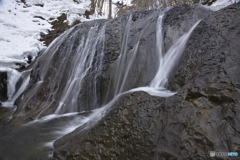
[[53, 3, 240, 160], [5, 2, 240, 160], [53, 92, 165, 160], [13, 4, 212, 123], [0, 72, 8, 102]]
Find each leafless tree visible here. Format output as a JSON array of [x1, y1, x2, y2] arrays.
[[108, 0, 112, 19]]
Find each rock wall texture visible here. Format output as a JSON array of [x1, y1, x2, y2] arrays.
[[53, 3, 240, 160], [13, 4, 211, 123], [1, 2, 238, 159]]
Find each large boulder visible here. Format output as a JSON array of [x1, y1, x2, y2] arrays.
[[53, 3, 240, 160]]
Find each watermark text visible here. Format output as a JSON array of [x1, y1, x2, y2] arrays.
[[210, 151, 238, 157]]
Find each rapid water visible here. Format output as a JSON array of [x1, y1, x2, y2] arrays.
[[1, 68, 31, 107], [0, 10, 201, 159], [54, 24, 106, 114]]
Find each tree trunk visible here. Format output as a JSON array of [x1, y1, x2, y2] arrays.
[[108, 0, 112, 19]]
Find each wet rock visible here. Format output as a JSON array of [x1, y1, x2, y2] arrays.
[[53, 88, 239, 159], [0, 107, 15, 125], [13, 4, 212, 122], [13, 19, 109, 121], [7, 2, 240, 159], [101, 4, 213, 106], [0, 72, 8, 102], [53, 92, 165, 160], [163, 4, 211, 52], [53, 3, 240, 160]]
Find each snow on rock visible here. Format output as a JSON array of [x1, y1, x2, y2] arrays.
[[0, 0, 103, 69], [24, 0, 92, 24], [0, 0, 47, 68]]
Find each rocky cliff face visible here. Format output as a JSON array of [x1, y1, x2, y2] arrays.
[[53, 3, 240, 160], [1, 2, 238, 159], [12, 3, 211, 122]]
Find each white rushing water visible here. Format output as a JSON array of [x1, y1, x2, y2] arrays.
[[109, 12, 201, 98], [54, 24, 107, 114], [0, 10, 202, 159], [0, 67, 30, 108], [40, 11, 201, 144], [150, 19, 201, 88], [7, 9, 201, 126], [3, 8, 201, 121]]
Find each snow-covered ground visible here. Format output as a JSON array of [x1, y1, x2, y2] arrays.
[[0, 0, 106, 69]]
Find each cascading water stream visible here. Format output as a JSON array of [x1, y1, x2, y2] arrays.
[[109, 12, 201, 97], [0, 9, 202, 160], [0, 68, 30, 108], [54, 24, 106, 114], [42, 11, 201, 134], [113, 14, 135, 96], [150, 19, 201, 88]]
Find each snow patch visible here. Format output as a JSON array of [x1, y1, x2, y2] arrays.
[[0, 0, 105, 68]]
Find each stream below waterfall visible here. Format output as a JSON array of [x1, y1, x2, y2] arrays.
[[0, 112, 93, 159]]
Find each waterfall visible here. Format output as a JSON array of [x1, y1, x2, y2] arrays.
[[43, 13, 201, 152], [150, 19, 201, 88], [0, 68, 30, 107], [10, 22, 108, 118], [113, 14, 134, 96], [0, 7, 204, 160], [4, 11, 201, 117], [54, 24, 106, 114], [108, 12, 201, 97], [27, 10, 201, 131]]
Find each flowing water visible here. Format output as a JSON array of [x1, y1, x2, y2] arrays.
[[1, 68, 31, 107], [0, 10, 201, 159]]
